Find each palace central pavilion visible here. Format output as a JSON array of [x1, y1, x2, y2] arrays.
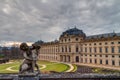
[[39, 27, 120, 70]]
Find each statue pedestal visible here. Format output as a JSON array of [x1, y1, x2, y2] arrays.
[[18, 73, 40, 80]]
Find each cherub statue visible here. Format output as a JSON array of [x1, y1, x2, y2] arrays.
[[19, 43, 40, 74]]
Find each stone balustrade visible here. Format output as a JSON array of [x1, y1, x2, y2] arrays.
[[0, 73, 120, 80]]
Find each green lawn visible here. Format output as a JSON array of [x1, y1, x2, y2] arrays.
[[0, 60, 71, 73], [41, 63, 69, 72]]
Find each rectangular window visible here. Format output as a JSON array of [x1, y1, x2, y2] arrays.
[[62, 47, 64, 52], [69, 46, 71, 52], [94, 47, 97, 53], [118, 47, 120, 53], [111, 47, 114, 53], [100, 59, 102, 64], [105, 47, 108, 53], [85, 58, 87, 63], [85, 47, 87, 52], [90, 47, 92, 53], [99, 47, 102, 53], [112, 60, 115, 65], [90, 59, 92, 63], [106, 60, 108, 65], [65, 46, 67, 52], [76, 47, 79, 52], [95, 59, 97, 64]]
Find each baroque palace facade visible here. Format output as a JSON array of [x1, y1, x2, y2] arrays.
[[39, 27, 120, 70]]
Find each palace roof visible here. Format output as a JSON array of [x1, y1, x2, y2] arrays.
[[86, 32, 120, 39]]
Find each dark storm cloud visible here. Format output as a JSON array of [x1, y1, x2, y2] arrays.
[[0, 0, 120, 43]]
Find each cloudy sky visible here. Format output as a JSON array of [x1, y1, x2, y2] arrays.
[[0, 0, 120, 44]]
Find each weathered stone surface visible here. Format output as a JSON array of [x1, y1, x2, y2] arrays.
[[18, 73, 39, 80], [0, 73, 120, 80]]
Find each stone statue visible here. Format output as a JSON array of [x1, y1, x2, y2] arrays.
[[19, 43, 40, 74]]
